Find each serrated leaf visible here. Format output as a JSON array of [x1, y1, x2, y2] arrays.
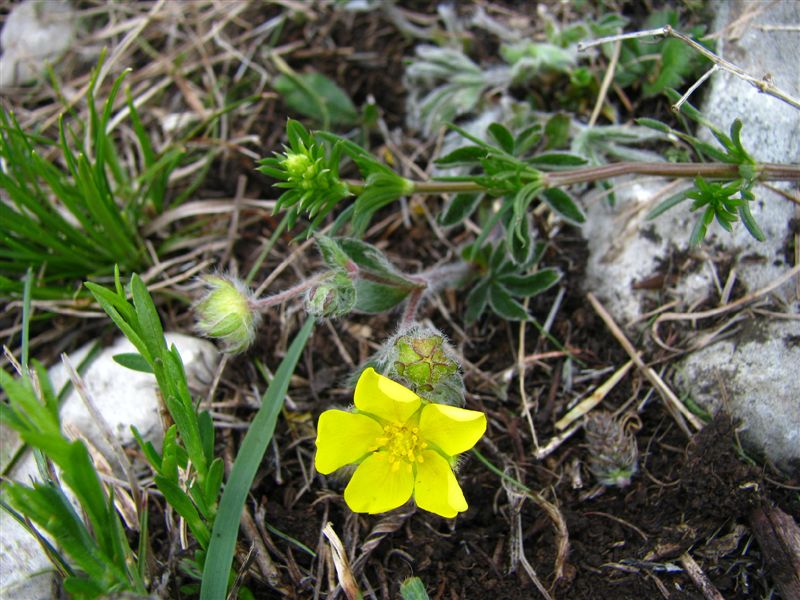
[[488, 123, 514, 154], [112, 352, 152, 373], [488, 284, 529, 320], [542, 188, 585, 223], [498, 268, 561, 297], [440, 192, 482, 227]]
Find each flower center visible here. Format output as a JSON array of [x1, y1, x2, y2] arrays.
[[374, 423, 428, 472]]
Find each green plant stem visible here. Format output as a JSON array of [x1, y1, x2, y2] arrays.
[[348, 161, 800, 197]]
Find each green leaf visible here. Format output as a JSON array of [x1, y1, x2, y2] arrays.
[[316, 235, 351, 269], [439, 193, 482, 227], [273, 72, 359, 127], [464, 278, 491, 324], [434, 145, 488, 167], [738, 202, 765, 242], [643, 38, 697, 97], [542, 188, 585, 223], [354, 279, 412, 313], [544, 114, 571, 150], [112, 352, 153, 373], [635, 117, 672, 134], [336, 238, 416, 286], [488, 123, 514, 154], [646, 189, 692, 220], [528, 152, 587, 168], [498, 268, 561, 297], [154, 475, 210, 548], [400, 577, 431, 600], [488, 285, 529, 320], [200, 317, 315, 600]]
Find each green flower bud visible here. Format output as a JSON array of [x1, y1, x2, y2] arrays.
[[194, 275, 261, 354], [378, 324, 465, 406], [304, 271, 356, 318]]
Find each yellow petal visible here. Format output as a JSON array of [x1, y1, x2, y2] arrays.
[[419, 404, 486, 456], [315, 410, 383, 474], [344, 451, 414, 514], [413, 450, 467, 518], [354, 367, 421, 424]]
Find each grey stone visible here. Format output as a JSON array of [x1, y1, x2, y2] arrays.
[[582, 0, 800, 470], [673, 319, 800, 472], [0, 0, 75, 88]]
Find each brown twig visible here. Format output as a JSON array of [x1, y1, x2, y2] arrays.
[[679, 552, 726, 600], [586, 293, 704, 434], [578, 25, 800, 111]]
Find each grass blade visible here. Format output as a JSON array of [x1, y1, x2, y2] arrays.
[[200, 317, 315, 600]]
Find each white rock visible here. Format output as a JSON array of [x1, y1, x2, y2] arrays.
[[583, 1, 799, 324], [673, 319, 800, 472], [582, 1, 800, 471], [51, 333, 219, 459], [0, 0, 76, 88], [0, 333, 219, 595]]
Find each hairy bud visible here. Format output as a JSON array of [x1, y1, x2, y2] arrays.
[[304, 271, 356, 318], [194, 274, 261, 354]]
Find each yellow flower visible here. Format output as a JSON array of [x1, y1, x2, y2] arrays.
[[315, 367, 486, 518]]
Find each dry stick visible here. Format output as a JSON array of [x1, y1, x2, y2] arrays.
[[586, 293, 704, 435], [517, 297, 540, 450], [577, 25, 800, 111], [322, 523, 363, 600], [239, 507, 287, 593], [588, 35, 623, 127], [555, 360, 633, 431], [679, 553, 726, 600], [651, 263, 800, 350]]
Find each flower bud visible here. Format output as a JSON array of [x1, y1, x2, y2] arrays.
[[304, 271, 356, 318], [378, 324, 465, 406], [584, 411, 639, 487], [194, 274, 261, 354]]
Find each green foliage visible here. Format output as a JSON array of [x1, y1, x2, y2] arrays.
[[200, 317, 315, 600], [257, 119, 352, 234], [462, 241, 560, 324], [316, 236, 423, 314], [436, 121, 585, 265], [640, 99, 763, 244], [0, 284, 147, 597], [400, 576, 431, 600], [0, 54, 185, 300], [86, 269, 220, 575], [614, 10, 711, 97], [273, 71, 359, 128]]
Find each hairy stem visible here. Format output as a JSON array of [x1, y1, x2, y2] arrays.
[[347, 161, 800, 198]]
